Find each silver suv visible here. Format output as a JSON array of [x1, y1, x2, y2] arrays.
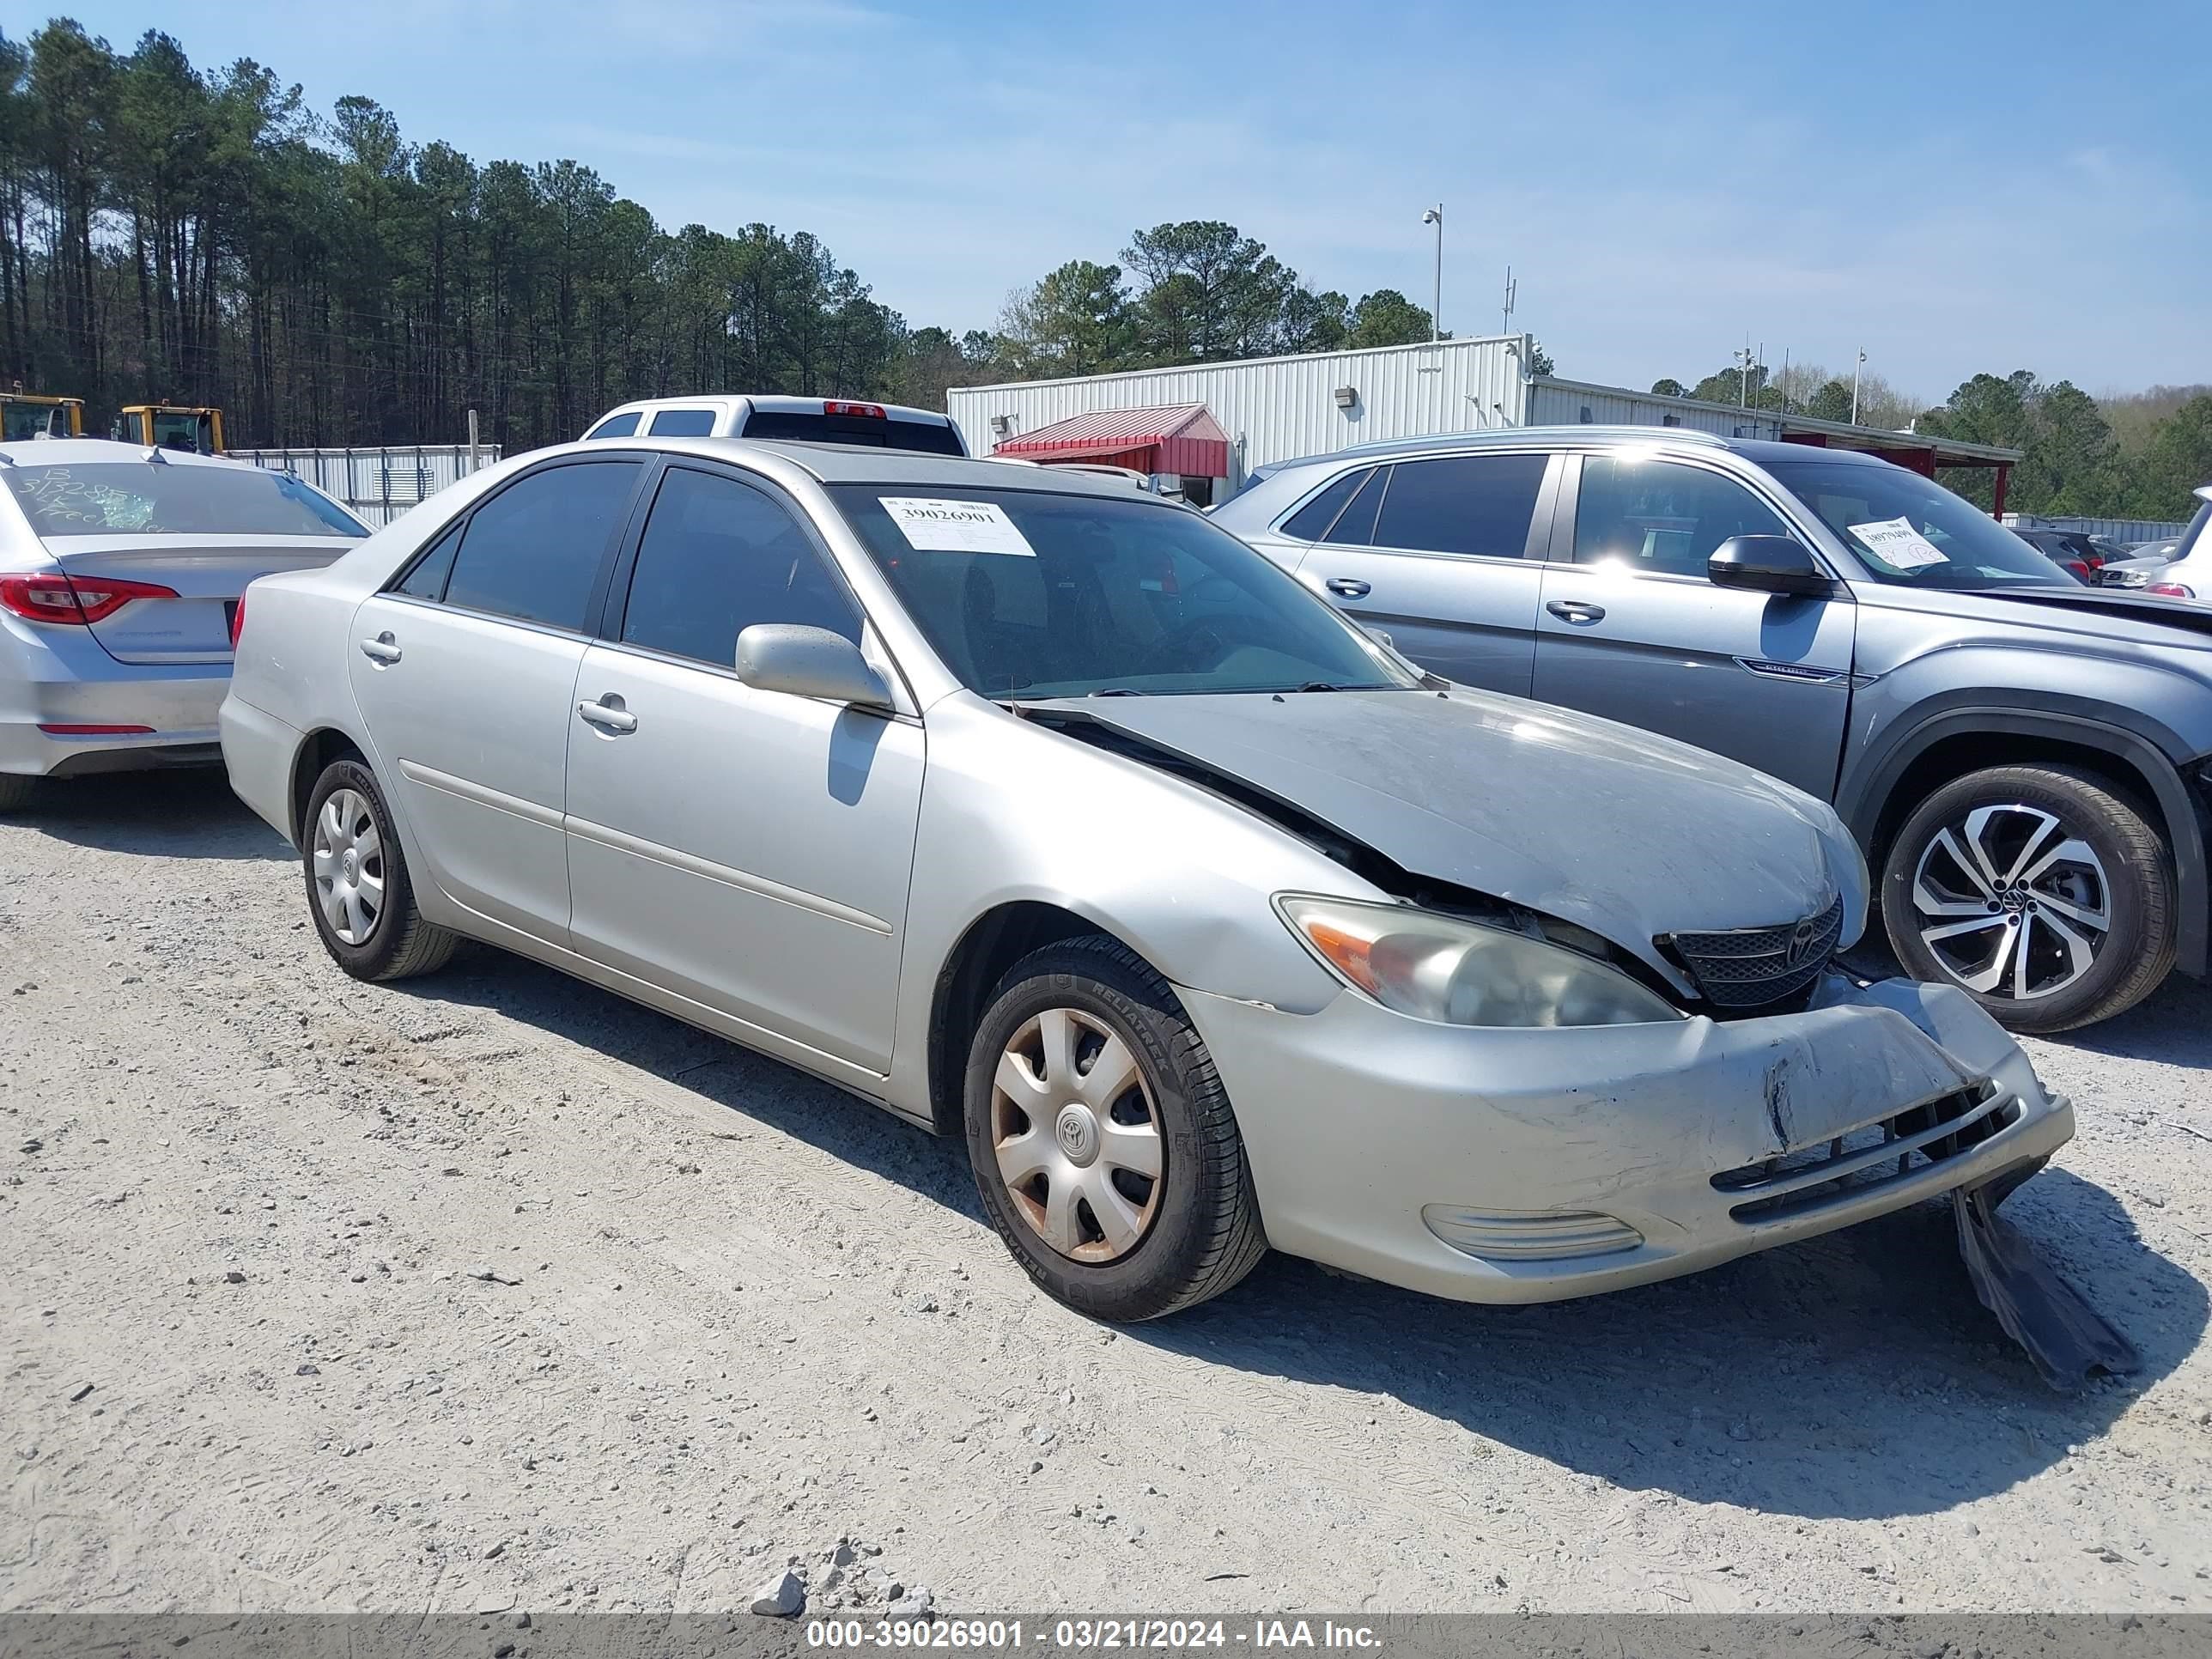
[[1213, 428, 2212, 1032]]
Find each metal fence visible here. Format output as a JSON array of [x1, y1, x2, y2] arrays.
[[2002, 512, 2191, 544], [233, 444, 502, 528]]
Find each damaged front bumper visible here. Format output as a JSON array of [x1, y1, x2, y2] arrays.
[[1182, 970, 2073, 1305]]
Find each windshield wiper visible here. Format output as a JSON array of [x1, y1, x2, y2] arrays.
[[1087, 686, 1147, 697], [1291, 681, 1348, 692]]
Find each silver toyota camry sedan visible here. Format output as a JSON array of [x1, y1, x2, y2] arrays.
[[220, 437, 2072, 1321]]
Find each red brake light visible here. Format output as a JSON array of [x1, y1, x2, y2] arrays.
[[823, 400, 886, 419], [2059, 559, 2092, 583], [0, 572, 178, 625], [230, 590, 248, 648], [2148, 582, 2197, 599]]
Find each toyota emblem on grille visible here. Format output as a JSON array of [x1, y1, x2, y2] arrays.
[[1784, 917, 1821, 969]]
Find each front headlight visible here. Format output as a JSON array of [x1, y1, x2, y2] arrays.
[[1278, 895, 1684, 1028]]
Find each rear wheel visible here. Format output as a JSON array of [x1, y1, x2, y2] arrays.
[[963, 936, 1267, 1321], [1881, 763, 2175, 1033], [302, 757, 458, 981], [0, 774, 35, 813]]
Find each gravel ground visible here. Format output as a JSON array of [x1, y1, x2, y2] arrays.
[[3, 769, 2210, 1616]]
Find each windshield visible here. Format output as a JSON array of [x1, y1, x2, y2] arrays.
[[3, 461, 365, 538], [1763, 458, 2075, 590], [828, 483, 1417, 699]]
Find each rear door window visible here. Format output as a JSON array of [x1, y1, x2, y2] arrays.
[[1279, 467, 1372, 541], [647, 409, 719, 437], [1319, 465, 1388, 546], [585, 412, 641, 439], [617, 466, 861, 665], [1372, 453, 1549, 558], [442, 460, 643, 631]]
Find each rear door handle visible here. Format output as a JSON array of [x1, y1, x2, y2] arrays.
[[358, 632, 401, 664], [575, 696, 637, 734], [1546, 599, 1606, 624], [1324, 577, 1371, 599]]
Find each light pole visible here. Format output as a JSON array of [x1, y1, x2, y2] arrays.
[[1850, 348, 1868, 426], [1421, 206, 1442, 341]]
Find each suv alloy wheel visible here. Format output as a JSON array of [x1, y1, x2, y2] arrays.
[[1881, 763, 2177, 1033]]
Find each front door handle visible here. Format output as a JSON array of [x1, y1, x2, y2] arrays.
[[358, 632, 401, 665], [575, 696, 637, 734], [1546, 599, 1607, 624], [1324, 577, 1371, 599]]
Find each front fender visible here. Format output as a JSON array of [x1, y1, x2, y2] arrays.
[[1839, 692, 2209, 978]]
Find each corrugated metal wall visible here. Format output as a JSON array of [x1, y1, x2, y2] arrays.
[[234, 445, 502, 528], [1526, 378, 1785, 441], [948, 337, 1529, 483]]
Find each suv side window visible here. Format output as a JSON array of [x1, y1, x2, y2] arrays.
[[1280, 467, 1372, 541], [1320, 465, 1388, 546], [442, 459, 643, 631], [585, 411, 641, 439], [618, 466, 862, 666], [1372, 453, 1548, 558], [1572, 456, 1790, 577]]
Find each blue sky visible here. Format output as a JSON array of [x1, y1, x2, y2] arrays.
[[50, 0, 2212, 402]]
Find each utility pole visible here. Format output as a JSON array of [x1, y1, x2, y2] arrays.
[[1781, 347, 1790, 415], [1850, 348, 1867, 426], [1421, 206, 1443, 341], [1500, 266, 1516, 338], [1734, 343, 1754, 409]]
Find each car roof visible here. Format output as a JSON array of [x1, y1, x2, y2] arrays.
[[1258, 424, 1902, 474], [0, 437, 260, 470], [574, 435, 1159, 499]]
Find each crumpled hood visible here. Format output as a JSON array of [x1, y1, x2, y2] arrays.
[[1034, 686, 1856, 981]]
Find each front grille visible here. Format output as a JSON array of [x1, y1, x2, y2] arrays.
[[1711, 1082, 2017, 1224], [1665, 894, 1844, 1010]]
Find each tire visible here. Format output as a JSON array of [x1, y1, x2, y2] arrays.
[[1881, 763, 2175, 1033], [962, 935, 1267, 1321], [301, 757, 458, 982], [0, 773, 36, 814]]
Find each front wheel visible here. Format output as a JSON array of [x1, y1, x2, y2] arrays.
[[302, 757, 458, 982], [962, 936, 1267, 1321], [1881, 763, 2176, 1033]]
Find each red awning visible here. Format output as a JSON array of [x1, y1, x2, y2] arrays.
[[994, 403, 1231, 477]]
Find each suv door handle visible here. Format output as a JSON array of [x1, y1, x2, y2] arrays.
[[1546, 599, 1607, 624], [358, 632, 401, 665], [1324, 577, 1371, 599], [575, 696, 637, 734]]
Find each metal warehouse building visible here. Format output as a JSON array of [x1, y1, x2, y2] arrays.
[[947, 335, 2022, 510]]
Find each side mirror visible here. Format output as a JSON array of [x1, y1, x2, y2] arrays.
[[1708, 535, 1834, 598], [735, 623, 892, 709]]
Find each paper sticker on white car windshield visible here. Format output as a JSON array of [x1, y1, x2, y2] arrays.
[[879, 496, 1036, 556], [1850, 516, 1949, 570]]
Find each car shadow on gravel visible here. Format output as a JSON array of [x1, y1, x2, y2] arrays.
[[392, 949, 994, 1224], [391, 948, 2202, 1524], [2032, 970, 2212, 1070], [1136, 1164, 2205, 1522], [13, 768, 289, 861]]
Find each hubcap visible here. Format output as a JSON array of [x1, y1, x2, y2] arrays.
[[310, 787, 386, 946], [991, 1007, 1165, 1264], [1911, 803, 2111, 1002]]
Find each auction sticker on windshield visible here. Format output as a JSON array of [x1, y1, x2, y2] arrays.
[[1850, 516, 1949, 570], [880, 496, 1037, 556]]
